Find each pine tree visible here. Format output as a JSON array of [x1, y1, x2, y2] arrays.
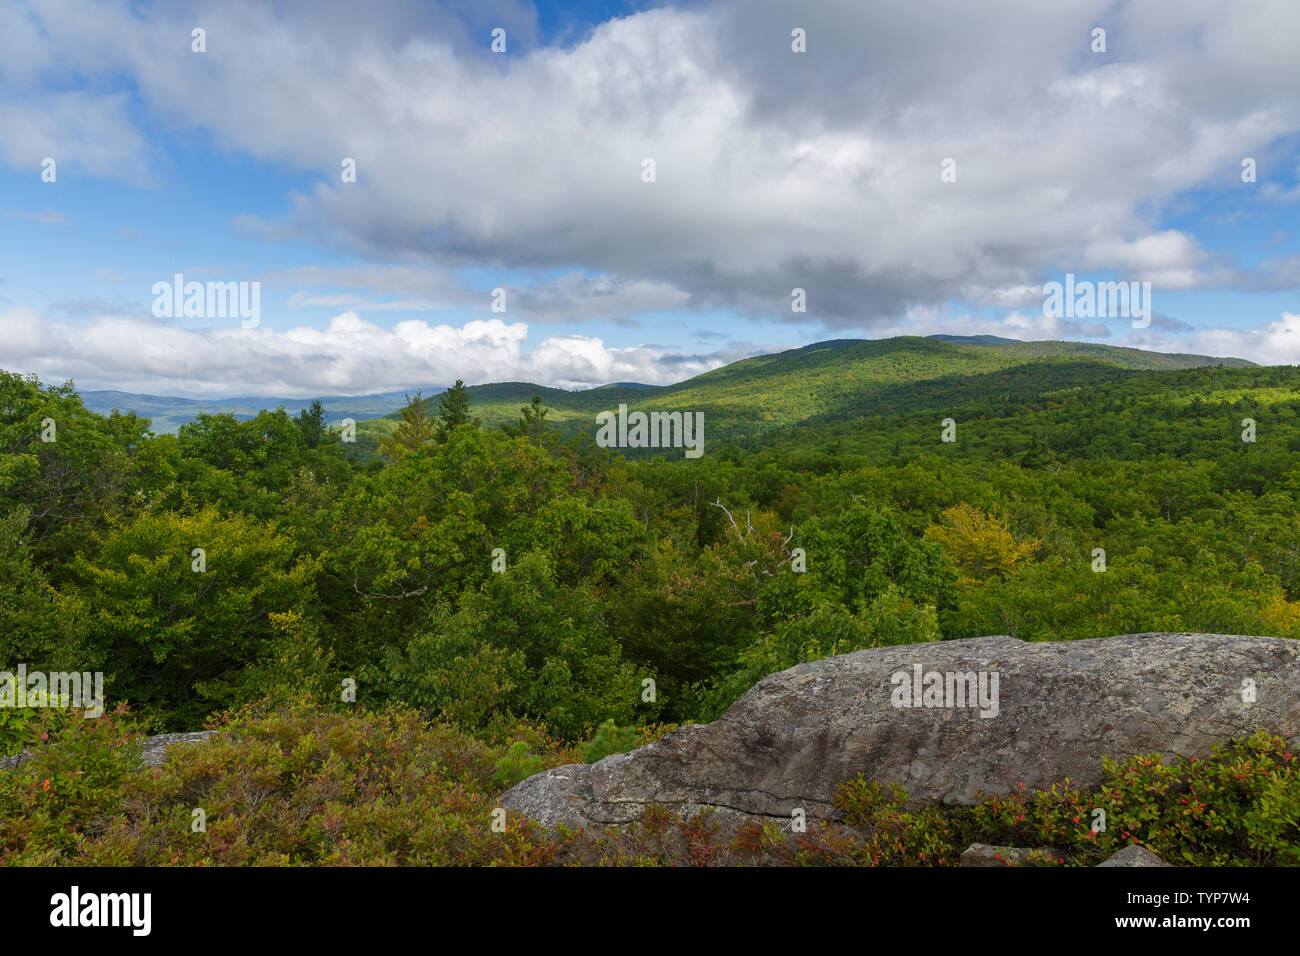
[[295, 399, 326, 448], [518, 395, 548, 443], [437, 380, 473, 438], [378, 392, 437, 460]]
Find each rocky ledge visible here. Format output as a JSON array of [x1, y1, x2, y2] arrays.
[[501, 632, 1300, 830]]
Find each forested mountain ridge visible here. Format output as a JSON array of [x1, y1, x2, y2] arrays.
[[352, 336, 1261, 459]]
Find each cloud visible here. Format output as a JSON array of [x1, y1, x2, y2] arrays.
[[1107, 313, 1300, 365], [0, 91, 155, 185], [1230, 254, 1300, 292], [4, 0, 1298, 332], [1148, 312, 1194, 332], [0, 306, 748, 396], [0, 208, 67, 224], [266, 263, 692, 323], [505, 273, 692, 324], [1179, 313, 1300, 365], [876, 306, 1111, 343], [1258, 163, 1300, 203], [1078, 232, 1213, 289]]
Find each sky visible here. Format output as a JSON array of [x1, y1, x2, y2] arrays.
[[0, 0, 1298, 398]]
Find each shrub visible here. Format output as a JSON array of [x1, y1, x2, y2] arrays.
[[828, 730, 1298, 866], [492, 741, 547, 788], [0, 699, 1290, 867], [582, 719, 640, 763], [0, 705, 145, 864]]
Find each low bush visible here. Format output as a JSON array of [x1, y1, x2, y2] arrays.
[[0, 700, 1291, 866]]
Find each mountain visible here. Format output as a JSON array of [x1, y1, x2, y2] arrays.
[[352, 335, 1256, 457], [78, 388, 445, 434], [78, 335, 1256, 446]]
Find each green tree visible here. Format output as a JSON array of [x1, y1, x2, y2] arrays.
[[171, 408, 353, 520], [295, 399, 327, 449], [518, 395, 549, 443], [0, 371, 148, 568], [72, 507, 318, 727], [320, 426, 582, 675], [436, 380, 474, 437], [378, 392, 437, 460], [387, 552, 641, 739], [0, 508, 93, 673]]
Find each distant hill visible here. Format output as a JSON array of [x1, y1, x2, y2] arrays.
[[77, 335, 1255, 443], [351, 335, 1256, 458], [79, 388, 445, 434]]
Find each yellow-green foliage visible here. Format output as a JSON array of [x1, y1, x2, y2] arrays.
[[925, 503, 1041, 585]]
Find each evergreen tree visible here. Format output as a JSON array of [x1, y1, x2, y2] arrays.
[[295, 399, 326, 449], [518, 395, 548, 443], [378, 392, 437, 460], [437, 380, 473, 438]]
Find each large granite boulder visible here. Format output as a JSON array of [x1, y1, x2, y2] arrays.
[[501, 633, 1300, 829]]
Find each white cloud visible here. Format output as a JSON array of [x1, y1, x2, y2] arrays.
[[0, 91, 155, 185], [0, 307, 741, 396], [4, 0, 1299, 329], [1258, 163, 1300, 203], [877, 305, 1111, 343], [1179, 313, 1300, 365], [1079, 232, 1211, 289]]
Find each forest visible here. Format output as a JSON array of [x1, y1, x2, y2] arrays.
[[2, 336, 1298, 865]]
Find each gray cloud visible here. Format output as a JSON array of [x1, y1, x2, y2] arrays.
[[266, 263, 691, 323], [2, 0, 1298, 337], [1149, 312, 1194, 332]]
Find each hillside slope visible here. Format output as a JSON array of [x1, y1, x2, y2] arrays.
[[353, 336, 1256, 457]]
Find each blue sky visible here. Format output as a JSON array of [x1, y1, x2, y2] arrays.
[[1, 0, 1298, 397]]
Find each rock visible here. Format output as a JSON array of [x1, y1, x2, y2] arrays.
[[0, 749, 35, 770], [1, 730, 216, 770], [140, 730, 216, 766], [959, 843, 1055, 867], [1097, 845, 1171, 867], [501, 633, 1300, 829]]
